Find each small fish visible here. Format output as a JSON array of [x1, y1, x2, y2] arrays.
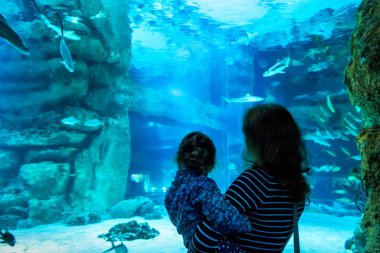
[[84, 119, 103, 127], [65, 16, 82, 24], [0, 229, 16, 247], [333, 190, 347, 194], [319, 105, 330, 118], [40, 14, 80, 41], [347, 112, 362, 123], [0, 14, 29, 55], [263, 55, 291, 77], [326, 95, 335, 113], [331, 166, 341, 172], [311, 136, 331, 147], [324, 150, 336, 157], [56, 14, 75, 72], [344, 126, 357, 136], [343, 117, 358, 130], [90, 11, 107, 20], [339, 146, 351, 156], [61, 116, 79, 125], [347, 175, 360, 183], [351, 155, 361, 161], [222, 93, 264, 103], [336, 197, 351, 203]]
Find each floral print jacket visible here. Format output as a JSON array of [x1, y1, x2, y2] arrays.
[[165, 169, 252, 249]]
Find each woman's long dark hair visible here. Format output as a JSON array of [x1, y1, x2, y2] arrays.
[[175, 131, 216, 175], [242, 103, 310, 202]]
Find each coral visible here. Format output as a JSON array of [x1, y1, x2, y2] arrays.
[[98, 220, 159, 242]]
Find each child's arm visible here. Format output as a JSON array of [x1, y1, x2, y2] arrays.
[[194, 177, 251, 234]]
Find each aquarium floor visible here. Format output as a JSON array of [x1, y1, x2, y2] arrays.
[[1, 212, 359, 253]]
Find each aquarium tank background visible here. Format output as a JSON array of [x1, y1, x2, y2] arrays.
[[1, 0, 380, 252]]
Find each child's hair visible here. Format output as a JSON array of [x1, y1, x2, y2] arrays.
[[175, 131, 216, 175], [242, 103, 311, 202]]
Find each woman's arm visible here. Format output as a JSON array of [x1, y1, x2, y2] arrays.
[[190, 170, 260, 252]]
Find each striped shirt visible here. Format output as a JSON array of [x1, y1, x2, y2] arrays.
[[189, 167, 304, 253]]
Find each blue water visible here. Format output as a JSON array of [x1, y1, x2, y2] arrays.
[[0, 0, 364, 252]]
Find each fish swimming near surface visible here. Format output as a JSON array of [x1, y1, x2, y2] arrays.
[[0, 14, 29, 55], [0, 229, 16, 247], [263, 47, 292, 77], [222, 93, 264, 103], [56, 14, 75, 72]]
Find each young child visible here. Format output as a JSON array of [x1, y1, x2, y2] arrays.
[[165, 131, 251, 251]]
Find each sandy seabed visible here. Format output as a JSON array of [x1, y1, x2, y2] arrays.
[[1, 212, 360, 253]]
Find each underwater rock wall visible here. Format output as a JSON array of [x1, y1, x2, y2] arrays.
[[0, 0, 132, 227], [345, 0, 380, 252]]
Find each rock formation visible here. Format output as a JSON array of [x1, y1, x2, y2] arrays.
[[345, 0, 380, 252]]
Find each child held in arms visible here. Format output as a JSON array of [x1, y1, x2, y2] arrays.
[[165, 131, 251, 251]]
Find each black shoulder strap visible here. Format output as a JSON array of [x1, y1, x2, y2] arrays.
[[292, 202, 301, 253]]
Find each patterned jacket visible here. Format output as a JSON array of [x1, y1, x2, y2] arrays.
[[165, 169, 252, 249]]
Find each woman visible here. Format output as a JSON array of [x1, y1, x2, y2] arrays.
[[165, 131, 252, 250], [189, 103, 311, 253]]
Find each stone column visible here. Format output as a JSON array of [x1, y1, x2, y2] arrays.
[[345, 0, 380, 252]]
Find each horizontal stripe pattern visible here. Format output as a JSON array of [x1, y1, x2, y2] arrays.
[[191, 168, 305, 253]]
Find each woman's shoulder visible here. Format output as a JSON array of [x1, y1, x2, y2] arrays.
[[239, 167, 279, 185]]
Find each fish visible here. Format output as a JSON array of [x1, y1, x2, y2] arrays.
[[326, 95, 335, 113], [0, 229, 16, 247], [263, 47, 292, 77], [324, 150, 336, 157], [56, 14, 75, 73], [351, 155, 361, 161], [65, 16, 82, 24], [61, 116, 79, 125], [331, 166, 341, 172], [40, 14, 80, 41], [263, 56, 290, 77], [90, 11, 107, 20], [343, 117, 358, 130], [344, 126, 357, 136], [309, 135, 331, 147], [336, 197, 351, 204], [0, 14, 29, 55], [222, 93, 264, 103], [333, 190, 347, 194], [339, 146, 351, 156]]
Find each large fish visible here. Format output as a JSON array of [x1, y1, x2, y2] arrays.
[[222, 93, 264, 103], [56, 14, 75, 72], [263, 47, 292, 77], [0, 14, 29, 55]]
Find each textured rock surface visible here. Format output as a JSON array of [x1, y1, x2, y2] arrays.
[[19, 162, 71, 199], [345, 0, 380, 252], [0, 0, 132, 226]]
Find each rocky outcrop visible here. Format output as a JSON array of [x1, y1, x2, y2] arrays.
[[344, 0, 380, 252], [0, 0, 132, 227]]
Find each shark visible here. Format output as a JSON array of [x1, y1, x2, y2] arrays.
[[56, 14, 75, 73], [0, 14, 29, 55], [263, 48, 292, 77], [222, 93, 264, 104]]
